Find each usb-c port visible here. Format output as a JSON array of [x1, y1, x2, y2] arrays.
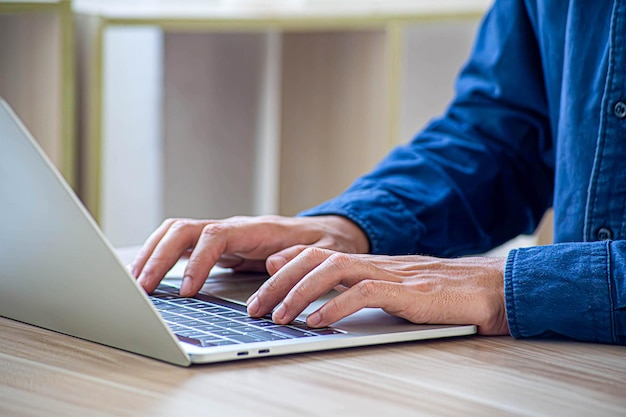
[[258, 349, 270, 354], [237, 351, 249, 356]]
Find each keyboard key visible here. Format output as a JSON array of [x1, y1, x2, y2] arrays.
[[248, 331, 289, 341], [201, 339, 238, 347], [194, 324, 221, 333], [217, 311, 247, 318], [211, 329, 242, 337], [175, 299, 202, 305], [307, 328, 344, 335], [227, 325, 262, 333], [155, 303, 184, 311], [193, 305, 226, 313], [249, 320, 278, 328], [187, 315, 232, 325], [183, 311, 215, 319], [237, 316, 268, 324], [213, 320, 244, 328], [229, 334, 264, 344], [270, 326, 316, 338], [174, 319, 204, 327], [165, 324, 189, 333]]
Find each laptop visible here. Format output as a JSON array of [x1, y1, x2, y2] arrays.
[[0, 98, 476, 366]]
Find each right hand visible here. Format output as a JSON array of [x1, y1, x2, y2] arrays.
[[130, 215, 369, 297]]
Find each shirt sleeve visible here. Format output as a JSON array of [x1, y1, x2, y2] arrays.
[[506, 241, 626, 345], [300, 0, 554, 257]]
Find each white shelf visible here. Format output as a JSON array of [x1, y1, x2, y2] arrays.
[[75, 2, 489, 246], [73, 0, 492, 20]]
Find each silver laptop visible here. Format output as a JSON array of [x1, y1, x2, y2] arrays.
[[0, 98, 476, 366]]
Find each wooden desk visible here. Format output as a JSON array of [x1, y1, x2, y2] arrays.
[[1, 318, 625, 417]]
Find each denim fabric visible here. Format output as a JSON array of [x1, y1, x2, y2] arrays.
[[300, 0, 626, 344]]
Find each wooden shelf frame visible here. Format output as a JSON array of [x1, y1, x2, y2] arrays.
[[0, 0, 76, 187]]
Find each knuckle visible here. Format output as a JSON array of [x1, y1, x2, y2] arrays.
[[414, 278, 438, 294], [147, 253, 169, 265], [298, 246, 329, 262], [291, 282, 310, 300], [185, 256, 204, 269], [141, 257, 167, 279], [161, 217, 179, 227], [264, 276, 283, 293], [325, 252, 352, 272], [355, 280, 378, 299], [325, 298, 344, 317], [168, 219, 194, 233], [292, 244, 309, 252], [301, 246, 323, 257], [200, 222, 227, 237]]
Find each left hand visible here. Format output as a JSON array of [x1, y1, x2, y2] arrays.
[[130, 215, 368, 297], [247, 247, 510, 335]]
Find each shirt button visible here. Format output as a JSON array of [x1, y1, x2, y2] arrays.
[[614, 101, 626, 118], [596, 227, 613, 241]]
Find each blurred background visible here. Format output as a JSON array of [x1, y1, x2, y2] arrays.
[[2, 0, 544, 254]]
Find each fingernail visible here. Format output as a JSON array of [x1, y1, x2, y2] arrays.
[[273, 304, 286, 323], [247, 297, 260, 316], [180, 276, 193, 297], [307, 312, 322, 327]]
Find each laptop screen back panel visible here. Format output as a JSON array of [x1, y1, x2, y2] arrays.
[[0, 99, 190, 366]]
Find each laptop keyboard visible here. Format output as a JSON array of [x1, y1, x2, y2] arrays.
[[149, 284, 343, 347]]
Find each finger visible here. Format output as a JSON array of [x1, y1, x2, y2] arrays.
[[130, 218, 177, 277], [247, 247, 332, 318], [180, 223, 232, 296], [272, 253, 400, 324], [265, 245, 310, 275], [306, 280, 402, 327], [270, 252, 369, 324], [181, 221, 271, 296], [137, 220, 205, 293]]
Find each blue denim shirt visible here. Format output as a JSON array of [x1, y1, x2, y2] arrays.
[[300, 0, 626, 344]]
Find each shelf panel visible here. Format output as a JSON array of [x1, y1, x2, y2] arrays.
[[0, 11, 62, 166]]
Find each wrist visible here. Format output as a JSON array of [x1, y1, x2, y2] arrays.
[[316, 215, 370, 254]]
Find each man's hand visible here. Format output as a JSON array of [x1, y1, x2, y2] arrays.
[[246, 247, 509, 335], [130, 215, 369, 297]]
